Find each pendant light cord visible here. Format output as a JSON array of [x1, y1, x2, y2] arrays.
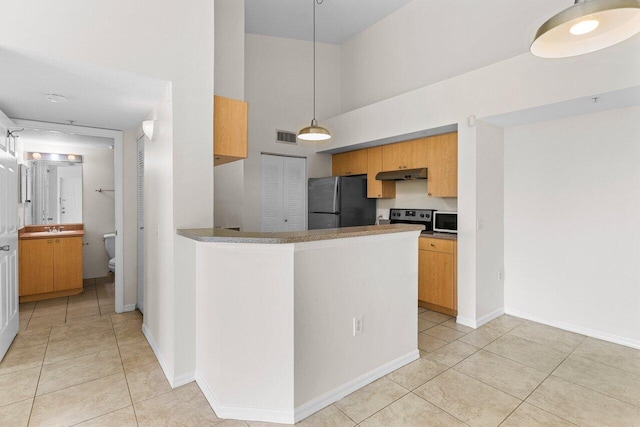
[[312, 0, 317, 122]]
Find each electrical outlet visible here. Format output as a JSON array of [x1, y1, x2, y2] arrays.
[[353, 316, 363, 336]]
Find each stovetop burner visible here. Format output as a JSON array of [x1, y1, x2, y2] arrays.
[[389, 208, 434, 231]]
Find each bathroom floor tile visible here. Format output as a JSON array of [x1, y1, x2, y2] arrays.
[[0, 398, 33, 427], [454, 350, 548, 399], [334, 377, 408, 424], [296, 405, 355, 427], [73, 406, 138, 427], [386, 357, 448, 390], [500, 402, 576, 427], [9, 326, 51, 350], [359, 392, 466, 427], [484, 333, 569, 374], [483, 314, 526, 331], [414, 370, 521, 427], [113, 318, 144, 346], [527, 376, 640, 427], [418, 310, 452, 324], [421, 340, 479, 367], [124, 360, 172, 403], [66, 305, 101, 320], [29, 372, 131, 427], [27, 313, 67, 330], [417, 318, 436, 332], [37, 347, 123, 395], [44, 327, 118, 364], [134, 382, 220, 426], [0, 366, 40, 406], [0, 343, 46, 376]]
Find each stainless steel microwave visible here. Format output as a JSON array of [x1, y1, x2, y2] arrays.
[[433, 211, 457, 233]]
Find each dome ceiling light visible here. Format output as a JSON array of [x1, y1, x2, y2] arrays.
[[531, 0, 640, 58]]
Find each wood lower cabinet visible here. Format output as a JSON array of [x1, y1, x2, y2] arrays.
[[331, 149, 368, 176], [418, 237, 457, 316], [367, 146, 396, 198], [214, 95, 248, 166], [19, 234, 83, 302]]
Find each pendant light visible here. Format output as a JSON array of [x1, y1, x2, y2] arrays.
[[298, 0, 331, 141], [531, 0, 640, 58]]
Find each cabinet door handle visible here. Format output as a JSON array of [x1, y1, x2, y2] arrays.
[[0, 245, 9, 251], [430, 243, 435, 247], [47, 240, 52, 243], [56, 239, 60, 243]]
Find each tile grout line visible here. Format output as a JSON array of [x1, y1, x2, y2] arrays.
[[26, 323, 52, 426]]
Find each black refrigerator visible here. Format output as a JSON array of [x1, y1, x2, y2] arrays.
[[308, 176, 377, 230]]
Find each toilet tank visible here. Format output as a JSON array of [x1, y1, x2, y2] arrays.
[[103, 233, 116, 258]]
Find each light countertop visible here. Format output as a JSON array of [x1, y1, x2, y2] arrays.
[[177, 224, 424, 244]]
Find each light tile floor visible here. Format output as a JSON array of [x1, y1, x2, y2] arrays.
[[2, 287, 639, 426]]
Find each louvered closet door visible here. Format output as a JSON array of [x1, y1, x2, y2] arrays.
[[0, 129, 19, 362], [260, 155, 306, 232], [137, 137, 144, 314]]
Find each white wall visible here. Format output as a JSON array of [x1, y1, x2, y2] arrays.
[[475, 121, 504, 321], [375, 181, 457, 220], [0, 0, 214, 383], [504, 106, 640, 347], [122, 130, 139, 308], [16, 139, 115, 280], [339, 0, 562, 112], [243, 34, 340, 231], [214, 0, 245, 229]]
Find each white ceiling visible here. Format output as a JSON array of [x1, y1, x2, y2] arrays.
[[17, 128, 115, 149], [0, 47, 168, 130], [245, 0, 413, 44]]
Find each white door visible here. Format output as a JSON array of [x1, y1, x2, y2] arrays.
[[58, 165, 83, 224], [260, 155, 306, 232], [0, 128, 19, 361], [136, 137, 144, 314]]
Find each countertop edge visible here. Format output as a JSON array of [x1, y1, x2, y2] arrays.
[[177, 224, 424, 244]]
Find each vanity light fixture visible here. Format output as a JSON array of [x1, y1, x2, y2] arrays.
[[297, 0, 331, 142], [142, 120, 156, 141], [25, 151, 83, 163], [531, 0, 640, 58]]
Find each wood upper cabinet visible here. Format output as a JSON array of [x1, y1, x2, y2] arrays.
[[19, 234, 83, 301], [426, 132, 458, 197], [331, 149, 368, 176], [418, 237, 457, 316], [381, 138, 428, 171], [367, 146, 396, 198], [214, 95, 248, 166]]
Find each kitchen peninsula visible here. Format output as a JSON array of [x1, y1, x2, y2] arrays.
[[176, 224, 423, 424]]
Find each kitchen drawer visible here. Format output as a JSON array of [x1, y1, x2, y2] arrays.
[[419, 237, 455, 254]]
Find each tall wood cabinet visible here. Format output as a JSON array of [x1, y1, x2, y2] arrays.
[[426, 132, 457, 197], [214, 95, 248, 166], [418, 237, 457, 316], [367, 146, 395, 199]]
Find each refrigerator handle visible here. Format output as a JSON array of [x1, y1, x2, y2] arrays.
[[333, 178, 339, 213]]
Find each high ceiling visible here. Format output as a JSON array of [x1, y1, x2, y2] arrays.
[[245, 0, 413, 44], [0, 47, 168, 131]]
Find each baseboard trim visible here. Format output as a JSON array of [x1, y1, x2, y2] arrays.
[[293, 349, 419, 422], [475, 307, 505, 328], [505, 308, 640, 350], [122, 304, 136, 312], [456, 316, 477, 329], [141, 324, 196, 388], [196, 350, 419, 425]]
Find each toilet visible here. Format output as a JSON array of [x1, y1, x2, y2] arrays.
[[103, 233, 116, 273]]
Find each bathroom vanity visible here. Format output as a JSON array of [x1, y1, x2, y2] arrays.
[[18, 224, 84, 302]]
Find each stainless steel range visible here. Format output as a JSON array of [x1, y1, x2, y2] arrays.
[[389, 208, 434, 233]]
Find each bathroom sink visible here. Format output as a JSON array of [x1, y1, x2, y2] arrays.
[[28, 230, 79, 236]]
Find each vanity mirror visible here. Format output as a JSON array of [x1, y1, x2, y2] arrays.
[[24, 151, 84, 225]]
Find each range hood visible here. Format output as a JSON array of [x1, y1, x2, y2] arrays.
[[375, 168, 427, 181]]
